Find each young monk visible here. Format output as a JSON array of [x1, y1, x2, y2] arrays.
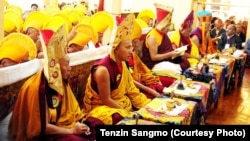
[[170, 10, 200, 68], [83, 14, 151, 125]]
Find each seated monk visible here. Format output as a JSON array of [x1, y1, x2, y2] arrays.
[[170, 10, 200, 68], [67, 22, 99, 53], [23, 11, 47, 59], [67, 32, 92, 53], [141, 3, 190, 86], [0, 33, 37, 68], [8, 26, 103, 141], [128, 18, 165, 99], [83, 14, 151, 125]]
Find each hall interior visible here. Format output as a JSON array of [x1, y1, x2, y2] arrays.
[[1, 2, 250, 141], [1, 0, 250, 122]]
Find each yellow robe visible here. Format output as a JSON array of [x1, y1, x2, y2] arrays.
[[9, 70, 85, 141], [146, 28, 163, 48], [130, 52, 160, 86], [170, 30, 200, 67], [84, 61, 151, 124]]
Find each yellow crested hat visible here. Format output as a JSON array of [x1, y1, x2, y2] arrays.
[[61, 4, 74, 13], [43, 5, 60, 17], [79, 16, 91, 24], [68, 10, 82, 26], [137, 9, 156, 25], [61, 5, 82, 26], [23, 11, 47, 32], [73, 23, 98, 44], [90, 11, 114, 34], [110, 13, 135, 61], [130, 19, 148, 41], [136, 18, 149, 28], [0, 40, 28, 63], [40, 25, 67, 96], [74, 4, 88, 15], [6, 4, 23, 15], [42, 13, 72, 34], [0, 45, 27, 63], [154, 3, 174, 30], [68, 32, 92, 48], [4, 9, 23, 32], [0, 33, 37, 61], [4, 17, 17, 34]]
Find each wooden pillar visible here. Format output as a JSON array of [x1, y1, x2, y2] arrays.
[[101, 0, 122, 46], [104, 0, 122, 15], [0, 0, 4, 40]]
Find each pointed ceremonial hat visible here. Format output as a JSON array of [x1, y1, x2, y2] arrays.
[[40, 25, 67, 96], [181, 10, 194, 29], [110, 13, 135, 61], [154, 3, 174, 30]]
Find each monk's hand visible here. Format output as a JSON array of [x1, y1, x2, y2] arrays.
[[82, 123, 91, 135], [170, 50, 181, 59], [72, 122, 91, 135]]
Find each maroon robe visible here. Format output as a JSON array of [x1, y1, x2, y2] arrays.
[[141, 31, 190, 70]]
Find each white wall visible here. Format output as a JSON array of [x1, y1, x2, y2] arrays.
[[109, 0, 193, 30]]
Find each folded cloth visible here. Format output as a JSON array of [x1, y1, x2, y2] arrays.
[[0, 59, 43, 87], [152, 61, 182, 78]]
